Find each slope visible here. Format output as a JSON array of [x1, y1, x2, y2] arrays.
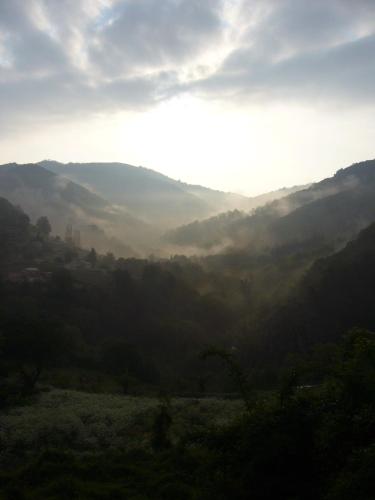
[[39, 160, 251, 227], [0, 164, 144, 256], [171, 159, 375, 253], [165, 184, 309, 250], [255, 220, 375, 362]]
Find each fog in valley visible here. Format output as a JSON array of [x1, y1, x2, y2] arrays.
[[1, 1, 375, 499]]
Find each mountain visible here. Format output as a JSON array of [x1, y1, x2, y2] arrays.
[[255, 220, 375, 363], [0, 163, 143, 256], [168, 159, 375, 253], [0, 196, 30, 268], [39, 160, 251, 228], [40, 161, 305, 230], [181, 182, 308, 214], [165, 210, 246, 251], [164, 184, 310, 250], [0, 163, 111, 220], [234, 159, 375, 251], [2, 161, 307, 257]]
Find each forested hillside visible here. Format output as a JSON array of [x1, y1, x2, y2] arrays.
[[0, 163, 154, 256], [0, 197, 30, 268], [252, 221, 375, 364], [168, 160, 375, 253], [0, 162, 308, 257], [2, 188, 375, 389], [2, 0, 375, 497], [1, 236, 374, 499], [40, 160, 248, 227], [1, 164, 375, 499], [40, 160, 307, 228]]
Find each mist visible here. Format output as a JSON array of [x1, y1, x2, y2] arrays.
[[1, 2, 375, 499]]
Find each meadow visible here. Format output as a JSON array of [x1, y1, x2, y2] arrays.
[[0, 389, 242, 461]]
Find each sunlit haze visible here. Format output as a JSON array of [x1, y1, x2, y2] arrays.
[[2, 4, 375, 494], [1, 0, 375, 194]]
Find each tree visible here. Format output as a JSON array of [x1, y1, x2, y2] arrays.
[[87, 248, 97, 268], [0, 197, 30, 264], [201, 346, 253, 412], [152, 396, 172, 451], [101, 339, 145, 380], [3, 316, 72, 394], [50, 269, 74, 301], [101, 252, 116, 270], [36, 216, 52, 238]]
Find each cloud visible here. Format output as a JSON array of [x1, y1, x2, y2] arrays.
[[90, 0, 224, 75], [0, 0, 226, 134], [1, 0, 375, 137], [190, 0, 375, 105], [193, 33, 375, 106], [0, 1, 68, 73]]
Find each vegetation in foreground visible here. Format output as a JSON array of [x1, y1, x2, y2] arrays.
[[0, 330, 374, 499], [1, 176, 375, 498]]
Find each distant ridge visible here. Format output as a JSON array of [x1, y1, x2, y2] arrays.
[[257, 218, 375, 362], [166, 159, 375, 253], [39, 160, 251, 228], [0, 163, 145, 256], [38, 160, 307, 229], [0, 159, 319, 256]]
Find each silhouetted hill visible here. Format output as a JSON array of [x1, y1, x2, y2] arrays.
[[165, 185, 310, 249], [40, 161, 305, 229], [0, 163, 110, 217], [0, 196, 30, 268], [0, 164, 142, 256], [39, 160, 250, 227], [165, 210, 246, 250], [234, 159, 375, 250], [256, 219, 375, 362], [168, 159, 375, 253]]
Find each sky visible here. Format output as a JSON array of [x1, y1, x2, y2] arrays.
[[0, 0, 375, 195]]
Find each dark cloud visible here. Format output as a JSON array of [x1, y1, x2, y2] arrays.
[[0, 1, 67, 73], [0, 0, 375, 136], [194, 33, 375, 105], [192, 0, 375, 105], [0, 0, 225, 134], [0, 69, 171, 132], [90, 0, 224, 74]]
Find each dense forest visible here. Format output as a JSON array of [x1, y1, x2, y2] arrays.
[[2, 0, 375, 496], [0, 160, 375, 499]]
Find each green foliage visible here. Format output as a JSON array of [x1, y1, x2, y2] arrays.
[[0, 332, 373, 499], [36, 216, 52, 238], [86, 248, 97, 268], [2, 315, 73, 395], [165, 209, 245, 249], [167, 159, 375, 257], [151, 396, 172, 451], [254, 221, 375, 365], [0, 197, 30, 266], [1, 177, 375, 498], [201, 346, 252, 412], [100, 339, 154, 387]]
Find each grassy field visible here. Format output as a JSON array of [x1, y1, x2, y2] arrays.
[[0, 389, 243, 463]]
